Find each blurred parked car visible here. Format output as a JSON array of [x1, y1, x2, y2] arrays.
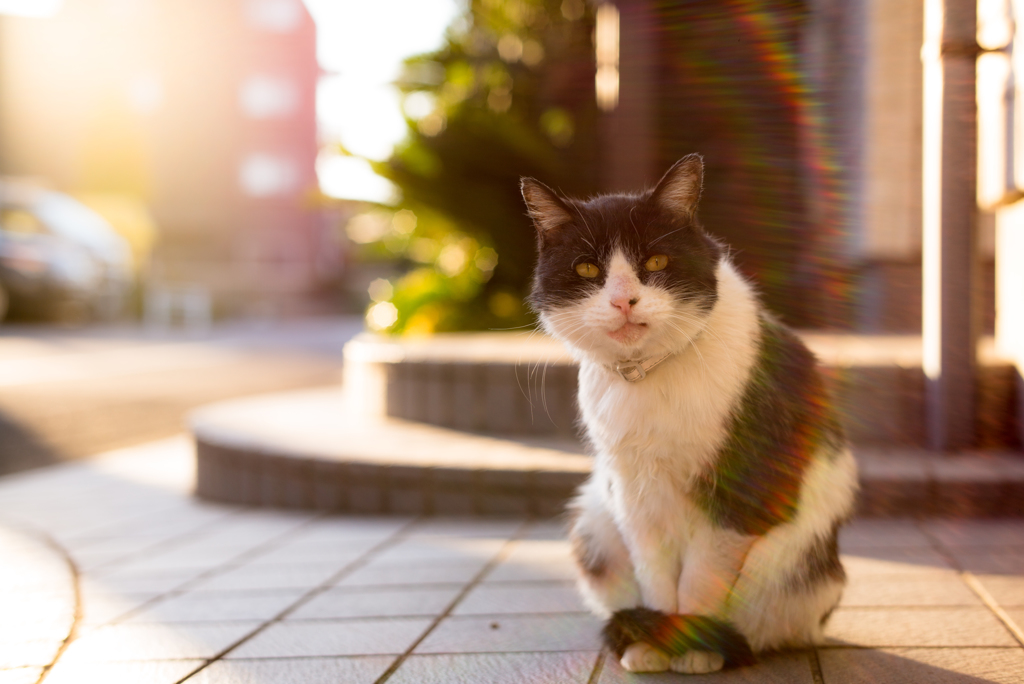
[[0, 181, 134, 323]]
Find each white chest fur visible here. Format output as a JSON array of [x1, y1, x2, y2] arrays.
[[577, 261, 761, 487], [573, 264, 765, 544]]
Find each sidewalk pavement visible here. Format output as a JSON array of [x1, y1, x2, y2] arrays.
[[0, 438, 1022, 684]]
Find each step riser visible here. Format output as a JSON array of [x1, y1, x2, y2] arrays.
[[347, 359, 1021, 448], [195, 438, 1024, 517]]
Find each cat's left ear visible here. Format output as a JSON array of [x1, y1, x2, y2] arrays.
[[521, 178, 573, 236], [651, 153, 703, 218]]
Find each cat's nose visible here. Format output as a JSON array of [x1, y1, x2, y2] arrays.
[[610, 295, 639, 314]]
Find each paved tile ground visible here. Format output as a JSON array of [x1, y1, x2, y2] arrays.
[[1, 439, 1023, 683]]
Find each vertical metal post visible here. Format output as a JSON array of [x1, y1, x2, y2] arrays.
[[921, 0, 978, 450]]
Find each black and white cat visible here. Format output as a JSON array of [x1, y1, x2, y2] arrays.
[[522, 155, 858, 674]]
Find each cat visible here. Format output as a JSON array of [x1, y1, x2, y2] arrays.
[[521, 154, 858, 674]]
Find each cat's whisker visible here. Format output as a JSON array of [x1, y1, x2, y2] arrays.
[[648, 226, 685, 247]]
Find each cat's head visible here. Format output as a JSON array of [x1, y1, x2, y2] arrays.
[[522, 154, 722, 364]]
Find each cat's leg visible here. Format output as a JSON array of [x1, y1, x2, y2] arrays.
[[567, 479, 642, 616], [569, 481, 671, 673], [670, 523, 755, 674]]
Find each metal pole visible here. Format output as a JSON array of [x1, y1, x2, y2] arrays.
[[921, 0, 979, 450]]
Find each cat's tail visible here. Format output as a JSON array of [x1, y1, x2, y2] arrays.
[[602, 608, 757, 669]]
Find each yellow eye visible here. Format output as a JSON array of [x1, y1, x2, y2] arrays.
[[645, 254, 669, 271], [575, 262, 600, 278]]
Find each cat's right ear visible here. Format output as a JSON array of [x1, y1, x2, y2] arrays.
[[521, 178, 573, 237]]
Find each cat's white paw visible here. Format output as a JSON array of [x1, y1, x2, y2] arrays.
[[620, 642, 671, 672], [670, 650, 725, 674]]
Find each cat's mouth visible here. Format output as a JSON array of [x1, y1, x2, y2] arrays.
[[608, 321, 648, 343]]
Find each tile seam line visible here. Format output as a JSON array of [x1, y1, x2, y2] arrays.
[[586, 651, 606, 684], [99, 510, 331, 627], [961, 572, 1024, 648], [373, 518, 534, 684], [809, 647, 826, 684], [83, 505, 248, 575], [915, 521, 1024, 648], [27, 528, 81, 684], [172, 516, 423, 684]]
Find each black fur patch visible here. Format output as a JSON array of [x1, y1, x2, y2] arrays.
[[525, 188, 721, 315], [786, 522, 846, 593], [603, 608, 756, 669], [694, 316, 845, 536], [569, 528, 607, 578]]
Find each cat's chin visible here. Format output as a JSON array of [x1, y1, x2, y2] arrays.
[[607, 322, 648, 345]]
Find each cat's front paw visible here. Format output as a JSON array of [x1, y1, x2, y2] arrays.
[[620, 642, 671, 672], [670, 650, 725, 674]]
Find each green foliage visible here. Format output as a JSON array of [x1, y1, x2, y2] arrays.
[[358, 0, 601, 335]]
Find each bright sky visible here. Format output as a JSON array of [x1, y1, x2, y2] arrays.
[[302, 0, 461, 203]]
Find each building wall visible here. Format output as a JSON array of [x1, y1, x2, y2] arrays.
[[862, 0, 923, 261], [0, 0, 320, 309]]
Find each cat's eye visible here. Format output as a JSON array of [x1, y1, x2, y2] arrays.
[[645, 255, 669, 271], [575, 262, 600, 278]]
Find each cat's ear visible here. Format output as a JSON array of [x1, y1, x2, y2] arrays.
[[521, 178, 573, 235], [651, 153, 703, 218]]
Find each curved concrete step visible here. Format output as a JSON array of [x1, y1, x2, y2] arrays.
[[190, 386, 1024, 517], [192, 387, 589, 517]]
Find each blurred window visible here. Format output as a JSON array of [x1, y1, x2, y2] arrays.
[[245, 0, 301, 32], [240, 75, 298, 118], [239, 154, 298, 197]]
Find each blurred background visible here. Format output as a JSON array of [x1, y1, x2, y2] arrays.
[[0, 0, 953, 333], [1, 0, 1022, 458]]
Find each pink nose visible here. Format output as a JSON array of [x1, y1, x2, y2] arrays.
[[610, 295, 639, 314]]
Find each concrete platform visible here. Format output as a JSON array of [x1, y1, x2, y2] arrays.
[[344, 332, 1021, 447], [1, 438, 1023, 683], [192, 387, 1024, 517]]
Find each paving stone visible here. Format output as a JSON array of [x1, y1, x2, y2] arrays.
[[947, 549, 1024, 574], [243, 543, 366, 567], [0, 640, 65, 669], [187, 562, 343, 591], [389, 651, 597, 684], [818, 647, 1024, 684], [922, 520, 1024, 548], [80, 569, 204, 595], [414, 614, 602, 653], [597, 650, 814, 683], [824, 608, 1019, 647], [77, 589, 162, 629], [336, 559, 486, 587], [225, 618, 433, 658], [838, 520, 932, 549], [125, 589, 306, 622], [59, 622, 262, 663], [1003, 608, 1024, 635], [840, 575, 983, 607], [973, 575, 1024, 607], [485, 540, 578, 582], [289, 586, 462, 619], [371, 537, 505, 565], [186, 656, 395, 684], [43, 659, 205, 684], [0, 668, 44, 684], [410, 519, 523, 538], [841, 548, 955, 576], [454, 582, 587, 615]]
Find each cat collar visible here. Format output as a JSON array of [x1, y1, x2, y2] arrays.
[[613, 351, 674, 382]]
